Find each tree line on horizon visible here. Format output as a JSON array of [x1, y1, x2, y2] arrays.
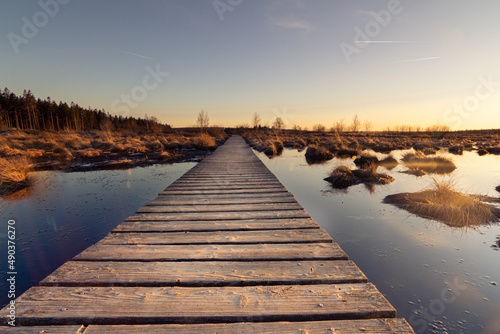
[[0, 88, 171, 133]]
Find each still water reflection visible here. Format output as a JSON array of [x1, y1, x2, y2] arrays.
[[0, 162, 195, 308], [256, 148, 500, 334]]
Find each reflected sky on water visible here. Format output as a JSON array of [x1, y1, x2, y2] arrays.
[[257, 148, 500, 334]]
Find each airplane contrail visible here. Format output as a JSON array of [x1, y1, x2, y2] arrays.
[[115, 49, 155, 60], [354, 40, 429, 44], [393, 56, 441, 63]]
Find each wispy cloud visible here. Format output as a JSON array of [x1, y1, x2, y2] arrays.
[[270, 15, 312, 32]]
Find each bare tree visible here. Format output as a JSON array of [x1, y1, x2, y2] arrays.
[[197, 109, 209, 131], [363, 120, 373, 132], [292, 124, 302, 131], [331, 119, 345, 134], [350, 114, 361, 132], [272, 117, 285, 130], [252, 112, 261, 129], [312, 124, 326, 132]]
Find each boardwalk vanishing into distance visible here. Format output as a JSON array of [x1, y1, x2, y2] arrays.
[[1, 136, 414, 333]]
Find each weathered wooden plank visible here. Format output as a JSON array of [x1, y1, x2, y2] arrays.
[[146, 196, 297, 206], [40, 260, 367, 287], [0, 325, 85, 333], [126, 210, 310, 221], [113, 218, 319, 232], [154, 192, 296, 200], [84, 319, 415, 333], [99, 229, 332, 245], [177, 176, 279, 181], [137, 203, 303, 213], [160, 189, 289, 195], [4, 284, 395, 325], [164, 186, 287, 192], [172, 179, 281, 184], [73, 243, 348, 262]]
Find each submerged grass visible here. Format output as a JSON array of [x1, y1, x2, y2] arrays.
[[401, 151, 456, 175], [384, 179, 500, 227]]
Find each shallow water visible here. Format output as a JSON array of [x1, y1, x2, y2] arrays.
[[0, 162, 195, 308], [256, 148, 500, 334], [1, 148, 499, 333]]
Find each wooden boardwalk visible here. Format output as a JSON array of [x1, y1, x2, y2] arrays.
[[1, 136, 414, 333]]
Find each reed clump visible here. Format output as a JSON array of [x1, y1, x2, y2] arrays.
[[325, 164, 394, 189], [305, 145, 333, 164], [384, 179, 500, 227]]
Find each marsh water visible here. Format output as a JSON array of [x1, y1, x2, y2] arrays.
[[256, 148, 500, 334], [1, 148, 499, 334], [0, 162, 195, 308]]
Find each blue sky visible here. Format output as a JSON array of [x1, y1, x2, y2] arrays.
[[1, 0, 500, 130]]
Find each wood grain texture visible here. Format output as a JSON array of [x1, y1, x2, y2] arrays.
[[99, 229, 332, 245], [73, 243, 349, 262], [112, 218, 320, 232], [153, 192, 297, 200], [164, 185, 287, 191], [159, 189, 290, 195], [40, 260, 367, 287], [137, 203, 303, 213], [84, 319, 415, 333], [145, 196, 297, 206], [5, 284, 395, 325], [126, 210, 311, 221], [0, 326, 84, 333]]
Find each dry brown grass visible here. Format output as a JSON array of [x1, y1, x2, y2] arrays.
[[0, 156, 32, 184], [305, 145, 334, 164], [384, 179, 500, 227], [325, 164, 394, 189], [196, 133, 216, 148]]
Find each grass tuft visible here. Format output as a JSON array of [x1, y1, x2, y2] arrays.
[[305, 145, 333, 164], [196, 133, 216, 149], [0, 156, 32, 184], [325, 164, 394, 189], [384, 178, 500, 227]]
